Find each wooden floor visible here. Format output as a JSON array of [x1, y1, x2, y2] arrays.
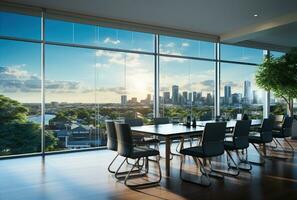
[[1, 140, 297, 200]]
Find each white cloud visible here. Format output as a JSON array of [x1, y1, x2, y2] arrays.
[[0, 66, 89, 94], [181, 42, 189, 47], [103, 37, 120, 45], [166, 42, 175, 48]]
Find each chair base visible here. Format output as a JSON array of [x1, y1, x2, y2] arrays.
[[207, 153, 240, 177], [116, 156, 162, 188], [180, 155, 226, 187], [248, 143, 266, 165], [180, 155, 211, 187], [113, 157, 145, 179], [272, 138, 295, 154]]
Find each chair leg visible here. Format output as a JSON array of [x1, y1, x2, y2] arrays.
[[180, 155, 211, 187], [114, 158, 144, 179], [268, 138, 278, 149], [234, 149, 252, 171], [284, 138, 295, 153], [224, 151, 240, 176], [207, 157, 235, 178], [148, 143, 161, 162], [248, 143, 265, 165], [108, 154, 120, 173], [124, 157, 162, 188]]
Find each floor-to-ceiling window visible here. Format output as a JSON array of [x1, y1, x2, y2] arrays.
[[220, 44, 265, 119], [0, 11, 46, 156], [44, 17, 155, 151], [0, 5, 278, 157], [159, 36, 215, 122]]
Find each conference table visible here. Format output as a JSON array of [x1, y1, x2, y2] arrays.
[[131, 119, 262, 177]]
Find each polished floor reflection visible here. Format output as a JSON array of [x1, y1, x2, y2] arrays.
[[0, 140, 297, 200]]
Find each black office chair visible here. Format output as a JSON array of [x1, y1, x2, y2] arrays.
[[248, 118, 273, 165], [125, 118, 160, 146], [272, 116, 294, 153], [106, 121, 143, 174], [114, 123, 162, 187], [273, 115, 284, 131], [153, 117, 170, 125], [106, 121, 119, 173], [224, 120, 252, 175], [180, 122, 227, 187]]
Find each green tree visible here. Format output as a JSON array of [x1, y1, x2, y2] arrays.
[[256, 48, 297, 116], [0, 95, 58, 155]]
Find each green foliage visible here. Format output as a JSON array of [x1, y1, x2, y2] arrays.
[[0, 95, 58, 155], [270, 103, 286, 115], [256, 47, 297, 114], [0, 95, 28, 124]]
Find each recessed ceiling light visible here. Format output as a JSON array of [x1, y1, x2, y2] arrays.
[[254, 14, 259, 17]]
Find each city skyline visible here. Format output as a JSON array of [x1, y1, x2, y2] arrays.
[[0, 11, 265, 104]]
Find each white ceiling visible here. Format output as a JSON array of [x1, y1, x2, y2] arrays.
[[5, 0, 297, 50]]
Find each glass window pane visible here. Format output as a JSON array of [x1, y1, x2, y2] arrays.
[[160, 35, 215, 59], [96, 50, 154, 124], [45, 45, 99, 151], [221, 44, 263, 64], [46, 19, 96, 45], [220, 63, 264, 119], [270, 51, 285, 58], [98, 27, 154, 52], [0, 39, 42, 156], [46, 19, 154, 52], [160, 57, 215, 121], [45, 45, 154, 152], [0, 11, 41, 39]]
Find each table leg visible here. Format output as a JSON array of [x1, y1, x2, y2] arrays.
[[165, 137, 171, 177]]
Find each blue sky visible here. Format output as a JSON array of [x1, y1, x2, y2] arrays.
[[0, 11, 266, 103]]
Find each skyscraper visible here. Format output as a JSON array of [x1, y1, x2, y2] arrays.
[[172, 85, 179, 105], [224, 85, 231, 104], [193, 91, 197, 103], [182, 91, 188, 104], [121, 95, 127, 105], [244, 80, 252, 104], [206, 93, 213, 105], [188, 92, 192, 104], [163, 91, 171, 104]]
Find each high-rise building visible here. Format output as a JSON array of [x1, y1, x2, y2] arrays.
[[188, 92, 192, 104], [172, 85, 179, 105], [193, 91, 197, 103], [182, 91, 188, 104], [244, 80, 252, 104], [232, 93, 240, 104], [224, 85, 231, 104], [163, 91, 171, 104], [121, 95, 127, 105], [206, 93, 213, 105]]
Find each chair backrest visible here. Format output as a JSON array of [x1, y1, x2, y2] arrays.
[[282, 116, 294, 137], [273, 115, 284, 129], [153, 117, 169, 125], [259, 118, 273, 142], [106, 121, 117, 151], [232, 120, 251, 149], [124, 118, 143, 127], [115, 123, 133, 157], [201, 122, 226, 157]]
